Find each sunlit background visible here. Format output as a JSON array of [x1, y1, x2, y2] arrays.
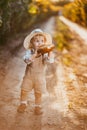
[[0, 0, 75, 44], [0, 0, 87, 130]]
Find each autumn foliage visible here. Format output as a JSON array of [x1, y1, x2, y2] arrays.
[[0, 0, 60, 44], [63, 0, 87, 27]]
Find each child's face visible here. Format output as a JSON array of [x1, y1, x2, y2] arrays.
[[32, 35, 46, 49]]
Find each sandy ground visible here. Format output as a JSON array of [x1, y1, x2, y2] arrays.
[[0, 16, 87, 130]]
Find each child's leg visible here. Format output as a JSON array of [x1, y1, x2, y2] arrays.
[[18, 87, 32, 113], [34, 77, 46, 115], [34, 92, 42, 115], [17, 90, 29, 113], [17, 68, 33, 113]]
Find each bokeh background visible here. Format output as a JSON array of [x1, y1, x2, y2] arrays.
[[0, 1, 87, 130], [0, 0, 87, 47]]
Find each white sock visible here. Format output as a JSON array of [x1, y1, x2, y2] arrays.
[[21, 101, 27, 105]]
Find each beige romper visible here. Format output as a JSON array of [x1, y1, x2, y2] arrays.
[[21, 54, 47, 106]]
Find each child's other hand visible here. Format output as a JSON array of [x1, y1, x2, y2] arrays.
[[26, 53, 37, 63], [24, 58, 32, 64], [23, 55, 34, 64]]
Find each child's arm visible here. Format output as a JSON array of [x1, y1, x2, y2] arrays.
[[43, 51, 55, 63], [48, 51, 55, 63], [23, 50, 33, 64], [23, 50, 38, 64]]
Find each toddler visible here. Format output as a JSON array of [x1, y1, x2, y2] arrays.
[[17, 29, 54, 115]]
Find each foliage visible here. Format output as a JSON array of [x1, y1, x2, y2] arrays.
[[28, 4, 39, 14], [54, 18, 73, 51], [0, 0, 31, 43], [54, 0, 71, 6], [63, 0, 87, 27], [0, 0, 60, 44], [54, 18, 75, 66]]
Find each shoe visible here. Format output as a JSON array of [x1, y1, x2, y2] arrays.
[[17, 103, 27, 113], [34, 106, 43, 115]]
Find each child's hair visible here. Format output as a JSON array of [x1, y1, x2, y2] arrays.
[[30, 34, 46, 49]]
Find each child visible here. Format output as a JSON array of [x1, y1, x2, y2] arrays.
[[17, 29, 54, 115]]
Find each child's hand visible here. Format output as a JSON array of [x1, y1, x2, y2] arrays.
[[24, 58, 32, 64], [44, 52, 55, 63], [23, 55, 34, 64], [23, 50, 40, 64], [27, 52, 37, 62]]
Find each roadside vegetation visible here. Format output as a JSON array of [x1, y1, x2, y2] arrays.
[[63, 0, 87, 27], [54, 17, 74, 66], [54, 16, 87, 114], [54, 18, 74, 51], [0, 0, 61, 44]]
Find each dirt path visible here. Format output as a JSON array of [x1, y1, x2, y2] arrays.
[[0, 16, 87, 130]]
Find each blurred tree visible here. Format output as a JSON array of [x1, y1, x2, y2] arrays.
[[63, 0, 87, 27], [0, 0, 60, 44], [28, 3, 39, 14], [0, 0, 32, 43], [0, 0, 10, 43]]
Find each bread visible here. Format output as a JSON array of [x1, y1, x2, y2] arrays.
[[37, 44, 55, 54]]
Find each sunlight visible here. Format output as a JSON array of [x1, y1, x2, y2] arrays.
[[51, 102, 62, 110], [28, 4, 39, 14], [0, 0, 87, 129], [49, 63, 69, 114]]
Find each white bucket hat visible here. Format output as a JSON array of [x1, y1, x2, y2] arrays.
[[23, 29, 52, 49]]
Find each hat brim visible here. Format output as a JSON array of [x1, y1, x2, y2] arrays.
[[23, 32, 52, 49]]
